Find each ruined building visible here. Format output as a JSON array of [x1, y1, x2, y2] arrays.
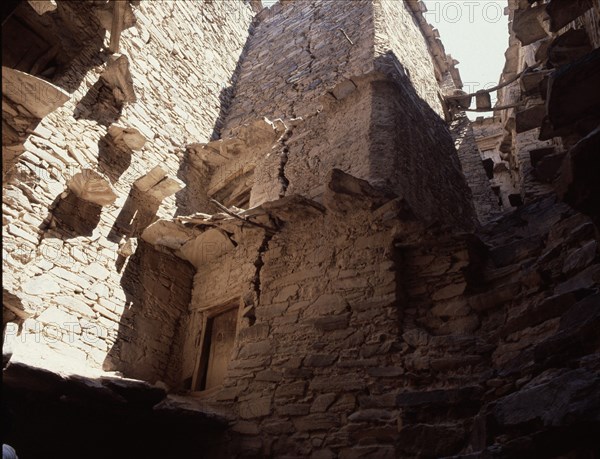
[[2, 1, 599, 458]]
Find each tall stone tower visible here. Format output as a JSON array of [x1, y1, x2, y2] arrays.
[[3, 1, 599, 458], [184, 0, 475, 228]]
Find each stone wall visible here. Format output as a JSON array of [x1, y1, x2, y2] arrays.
[[3, 0, 255, 376], [171, 174, 600, 458], [373, 0, 445, 117], [223, 0, 375, 130], [192, 0, 475, 228], [170, 172, 410, 456], [450, 113, 502, 224], [471, 116, 520, 210], [493, 0, 599, 206], [3, 2, 599, 458]]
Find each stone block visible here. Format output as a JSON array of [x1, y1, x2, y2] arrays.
[[100, 54, 136, 104], [339, 446, 395, 459], [275, 381, 307, 398], [515, 103, 546, 133], [2, 66, 69, 118], [468, 282, 520, 311], [238, 340, 272, 358], [513, 5, 550, 45], [533, 153, 566, 182], [311, 449, 335, 459], [310, 375, 366, 392], [357, 394, 397, 409], [305, 294, 348, 317], [239, 396, 272, 419], [304, 354, 337, 367], [431, 298, 470, 317], [547, 0, 595, 32], [292, 413, 340, 432], [28, 0, 57, 15], [276, 403, 311, 416], [55, 296, 93, 317], [231, 421, 260, 435], [311, 314, 350, 331], [262, 421, 295, 435], [402, 329, 429, 347], [22, 275, 61, 295], [311, 393, 337, 413], [107, 124, 147, 151], [67, 169, 117, 206], [348, 409, 395, 422], [367, 367, 404, 377], [562, 241, 597, 275], [237, 323, 270, 342], [255, 369, 282, 382], [492, 368, 599, 427], [431, 282, 466, 301]]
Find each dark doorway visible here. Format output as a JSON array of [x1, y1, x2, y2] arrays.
[[194, 305, 239, 392]]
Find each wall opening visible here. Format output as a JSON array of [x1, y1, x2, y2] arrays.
[[2, 10, 60, 78], [209, 167, 254, 210], [192, 302, 240, 392]]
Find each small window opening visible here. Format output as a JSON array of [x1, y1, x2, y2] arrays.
[[210, 168, 254, 210]]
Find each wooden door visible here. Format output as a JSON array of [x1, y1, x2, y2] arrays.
[[204, 308, 237, 390]]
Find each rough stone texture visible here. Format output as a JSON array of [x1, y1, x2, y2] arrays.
[[199, 0, 476, 228], [2, 1, 599, 459], [482, 0, 600, 214], [450, 113, 503, 224], [3, 0, 255, 375]]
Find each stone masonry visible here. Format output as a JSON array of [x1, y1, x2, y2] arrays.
[[2, 1, 599, 458]]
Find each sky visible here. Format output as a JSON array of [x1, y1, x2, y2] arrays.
[[261, 0, 509, 118], [422, 0, 509, 118]]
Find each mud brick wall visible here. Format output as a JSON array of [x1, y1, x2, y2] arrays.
[[3, 0, 255, 376]]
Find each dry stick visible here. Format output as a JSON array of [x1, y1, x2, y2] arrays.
[[339, 28, 354, 45], [446, 62, 544, 100], [210, 199, 278, 233], [463, 102, 524, 112]]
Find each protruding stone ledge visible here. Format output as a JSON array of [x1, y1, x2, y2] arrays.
[[100, 54, 136, 104], [515, 101, 546, 134], [107, 124, 147, 151], [513, 4, 550, 46], [27, 0, 57, 15], [546, 0, 595, 32], [2, 66, 69, 119], [189, 117, 285, 169], [67, 169, 117, 206], [323, 168, 399, 214], [133, 166, 185, 204], [95, 0, 137, 32], [3, 360, 231, 427]]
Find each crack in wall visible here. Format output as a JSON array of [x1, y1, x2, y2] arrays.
[[277, 126, 293, 198], [287, 1, 319, 119], [252, 225, 275, 307]]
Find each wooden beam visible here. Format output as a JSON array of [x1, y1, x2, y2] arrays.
[[108, 0, 127, 54]]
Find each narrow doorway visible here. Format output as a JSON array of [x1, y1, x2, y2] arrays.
[[193, 305, 238, 392]]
